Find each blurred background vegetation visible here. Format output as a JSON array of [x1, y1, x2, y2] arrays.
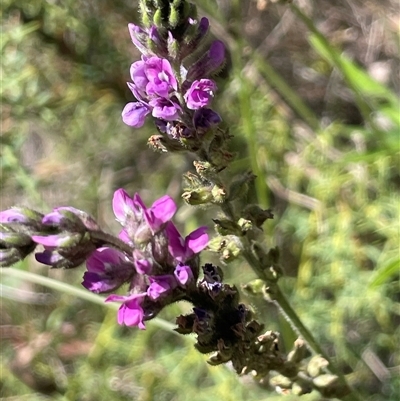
[[1, 0, 399, 400]]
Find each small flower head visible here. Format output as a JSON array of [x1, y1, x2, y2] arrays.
[[166, 222, 208, 263], [82, 247, 136, 293], [184, 79, 217, 110], [113, 189, 177, 244], [106, 293, 147, 329]]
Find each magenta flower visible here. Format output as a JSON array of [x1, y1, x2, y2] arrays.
[[105, 293, 147, 329], [166, 222, 209, 263], [184, 79, 216, 110], [112, 189, 177, 235], [174, 264, 194, 286], [82, 248, 135, 293], [147, 275, 177, 300], [122, 102, 151, 127]]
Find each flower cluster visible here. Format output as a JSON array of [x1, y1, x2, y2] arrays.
[[122, 18, 225, 140], [81, 189, 208, 329]]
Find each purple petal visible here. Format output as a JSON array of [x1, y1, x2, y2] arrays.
[[35, 250, 63, 266], [112, 189, 135, 223], [122, 102, 151, 127], [146, 195, 177, 232], [184, 79, 217, 110], [32, 234, 70, 247], [82, 271, 119, 293], [86, 247, 123, 273], [187, 40, 226, 81], [147, 275, 176, 300], [0, 209, 29, 223], [105, 293, 146, 329], [149, 98, 182, 121], [174, 264, 194, 286], [185, 226, 209, 254], [166, 222, 186, 262]]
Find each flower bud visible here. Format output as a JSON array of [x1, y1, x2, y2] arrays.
[[242, 204, 274, 228], [307, 355, 329, 378], [312, 374, 349, 398], [182, 187, 213, 205], [213, 218, 241, 236]]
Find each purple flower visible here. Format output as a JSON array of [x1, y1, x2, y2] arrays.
[[174, 264, 194, 286], [187, 40, 226, 82], [147, 275, 177, 300], [113, 189, 177, 235], [122, 102, 151, 127], [193, 108, 222, 131], [0, 209, 30, 223], [130, 56, 177, 99], [166, 222, 208, 263], [0, 208, 43, 224], [106, 293, 147, 329], [41, 207, 82, 225], [82, 248, 135, 293], [149, 97, 182, 121], [184, 79, 216, 110], [35, 249, 64, 266]]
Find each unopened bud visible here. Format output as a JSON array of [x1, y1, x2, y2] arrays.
[[269, 374, 292, 389], [242, 204, 274, 228], [182, 187, 213, 205], [213, 218, 240, 236], [312, 374, 349, 398], [211, 184, 226, 203], [307, 355, 329, 378]]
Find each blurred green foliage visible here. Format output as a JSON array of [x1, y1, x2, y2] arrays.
[[1, 1, 399, 400]]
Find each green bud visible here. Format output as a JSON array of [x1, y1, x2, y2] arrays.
[[153, 9, 164, 28], [193, 161, 218, 180], [221, 240, 242, 262], [211, 185, 226, 203], [237, 218, 252, 233], [0, 231, 32, 247], [207, 349, 232, 366], [287, 338, 308, 363], [213, 218, 240, 236], [139, 1, 152, 28], [242, 279, 264, 296], [307, 355, 329, 378], [182, 187, 213, 205], [292, 381, 312, 395], [270, 375, 292, 389], [169, 4, 180, 28], [148, 134, 185, 153], [167, 35, 179, 60], [312, 374, 349, 398], [242, 204, 274, 228], [207, 235, 242, 262]]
